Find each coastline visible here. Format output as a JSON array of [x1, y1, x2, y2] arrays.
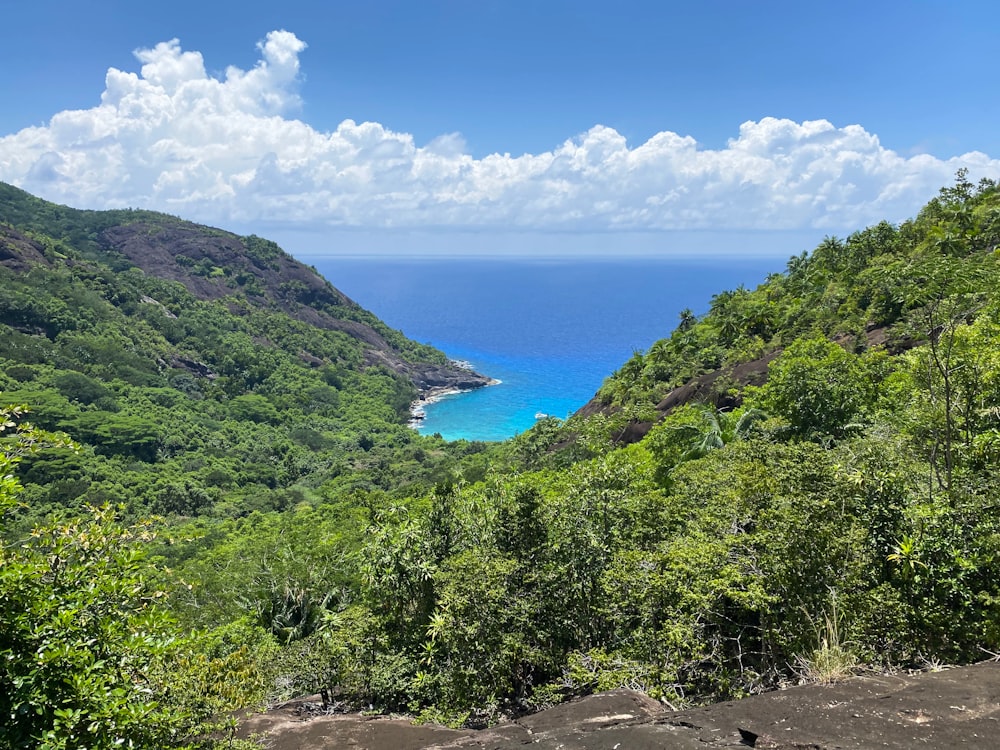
[[409, 377, 502, 430]]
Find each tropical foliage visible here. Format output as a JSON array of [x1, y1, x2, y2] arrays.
[[3, 174, 1000, 739]]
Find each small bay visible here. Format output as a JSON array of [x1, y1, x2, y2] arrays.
[[311, 256, 782, 441]]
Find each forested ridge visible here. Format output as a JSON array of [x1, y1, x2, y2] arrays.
[[2, 174, 1000, 746]]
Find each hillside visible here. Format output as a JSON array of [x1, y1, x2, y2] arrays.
[[3, 175, 1000, 749], [0, 183, 492, 529], [534, 172, 1000, 455], [0, 182, 490, 394]]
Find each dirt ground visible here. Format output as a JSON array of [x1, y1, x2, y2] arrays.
[[236, 660, 1000, 749]]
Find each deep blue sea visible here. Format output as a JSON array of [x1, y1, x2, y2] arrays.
[[310, 257, 782, 441]]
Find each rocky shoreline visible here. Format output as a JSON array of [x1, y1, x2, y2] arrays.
[[409, 360, 501, 428]]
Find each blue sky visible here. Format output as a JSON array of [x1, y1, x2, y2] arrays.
[[2, 1, 998, 258]]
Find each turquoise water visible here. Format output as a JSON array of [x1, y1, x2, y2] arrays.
[[310, 257, 781, 441]]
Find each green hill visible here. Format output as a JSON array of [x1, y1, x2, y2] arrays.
[[0, 183, 492, 524]]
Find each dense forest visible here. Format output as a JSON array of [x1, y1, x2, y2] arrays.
[[2, 173, 999, 747]]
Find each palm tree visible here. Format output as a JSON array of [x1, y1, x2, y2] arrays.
[[680, 405, 766, 461], [678, 308, 696, 332]]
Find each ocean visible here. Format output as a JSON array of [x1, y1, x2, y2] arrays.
[[311, 257, 783, 441]]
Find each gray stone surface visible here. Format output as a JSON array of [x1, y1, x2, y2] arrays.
[[237, 661, 1000, 749]]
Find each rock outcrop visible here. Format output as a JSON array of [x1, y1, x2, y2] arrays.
[[236, 661, 1000, 749]]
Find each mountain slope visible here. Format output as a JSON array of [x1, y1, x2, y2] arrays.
[[0, 181, 489, 395], [285, 176, 1000, 721], [0, 184, 491, 526], [533, 174, 1000, 454]]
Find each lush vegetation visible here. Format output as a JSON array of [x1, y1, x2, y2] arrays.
[[0, 183, 486, 533], [1, 409, 268, 749], [3, 174, 1000, 741]]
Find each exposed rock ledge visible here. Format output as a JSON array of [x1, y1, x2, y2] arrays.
[[237, 661, 1000, 749], [408, 362, 496, 398]]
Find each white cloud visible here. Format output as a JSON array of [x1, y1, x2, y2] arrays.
[[1, 30, 998, 235]]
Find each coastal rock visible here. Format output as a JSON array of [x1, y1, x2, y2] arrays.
[[409, 363, 494, 396], [406, 362, 497, 429], [237, 662, 1000, 749]]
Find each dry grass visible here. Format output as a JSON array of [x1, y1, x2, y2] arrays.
[[795, 594, 860, 684]]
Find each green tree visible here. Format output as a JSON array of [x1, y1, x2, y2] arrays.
[[753, 337, 887, 440], [0, 406, 258, 749]]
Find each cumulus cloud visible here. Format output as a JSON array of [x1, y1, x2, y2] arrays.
[[1, 30, 997, 234]]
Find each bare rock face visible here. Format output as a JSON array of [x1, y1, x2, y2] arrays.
[[0, 225, 54, 272], [237, 662, 1000, 749], [409, 363, 494, 394]]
